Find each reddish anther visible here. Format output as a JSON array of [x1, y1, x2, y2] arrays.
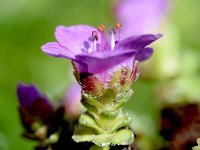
[[98, 24, 106, 32], [92, 31, 99, 41], [116, 22, 121, 29]]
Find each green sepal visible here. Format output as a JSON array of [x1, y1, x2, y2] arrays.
[[110, 69, 121, 86], [82, 89, 133, 113], [82, 92, 107, 113], [112, 89, 134, 110], [110, 67, 132, 93], [99, 88, 116, 105]]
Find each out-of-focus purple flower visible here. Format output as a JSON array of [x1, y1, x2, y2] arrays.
[[41, 24, 161, 86], [115, 0, 169, 38], [17, 82, 54, 131], [63, 83, 83, 118]]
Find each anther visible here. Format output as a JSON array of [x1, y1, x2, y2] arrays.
[[92, 31, 98, 41], [98, 24, 105, 32], [116, 22, 121, 29], [109, 28, 116, 51]]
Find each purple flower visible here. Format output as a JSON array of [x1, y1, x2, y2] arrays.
[[17, 82, 54, 130], [115, 0, 169, 38], [41, 24, 161, 78]]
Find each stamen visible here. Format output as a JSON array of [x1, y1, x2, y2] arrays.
[[98, 24, 106, 50], [92, 31, 98, 52], [109, 28, 116, 51], [115, 22, 122, 42]]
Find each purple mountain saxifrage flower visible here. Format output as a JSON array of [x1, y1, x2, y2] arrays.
[[115, 0, 169, 37], [41, 23, 162, 148], [17, 82, 94, 149], [17, 82, 54, 140], [41, 24, 162, 95]]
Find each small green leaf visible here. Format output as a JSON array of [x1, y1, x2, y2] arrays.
[[73, 127, 113, 147], [81, 100, 98, 114], [93, 133, 113, 147], [79, 114, 104, 134], [111, 129, 134, 145], [72, 127, 94, 142], [109, 115, 131, 133], [101, 110, 119, 119]]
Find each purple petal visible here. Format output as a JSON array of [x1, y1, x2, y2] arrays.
[[115, 34, 162, 50], [17, 82, 54, 123], [115, 0, 169, 37], [16, 82, 50, 108], [41, 42, 75, 59], [135, 47, 153, 61], [55, 25, 100, 54], [75, 50, 136, 74], [64, 84, 82, 117], [65, 84, 81, 104], [17, 82, 42, 107]]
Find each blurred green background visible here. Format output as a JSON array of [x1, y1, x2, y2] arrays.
[[0, 0, 200, 149]]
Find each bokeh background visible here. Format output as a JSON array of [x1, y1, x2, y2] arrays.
[[0, 0, 200, 149]]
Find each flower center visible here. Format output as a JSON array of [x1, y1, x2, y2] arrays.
[[91, 23, 122, 52]]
